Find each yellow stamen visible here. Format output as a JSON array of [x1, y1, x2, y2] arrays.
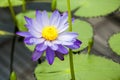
[[42, 26, 58, 41]]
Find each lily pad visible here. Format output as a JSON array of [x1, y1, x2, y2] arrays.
[[0, 0, 22, 7], [108, 33, 120, 55], [72, 19, 93, 51], [57, 0, 120, 17], [35, 54, 120, 80]]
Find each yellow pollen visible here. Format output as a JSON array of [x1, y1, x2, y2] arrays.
[[42, 26, 58, 40]]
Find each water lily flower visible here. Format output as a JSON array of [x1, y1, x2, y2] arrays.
[[17, 10, 82, 65]]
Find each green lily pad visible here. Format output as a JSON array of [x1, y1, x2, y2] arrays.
[[57, 0, 120, 17], [0, 0, 22, 7], [108, 33, 120, 55], [35, 54, 120, 80], [72, 19, 93, 51]]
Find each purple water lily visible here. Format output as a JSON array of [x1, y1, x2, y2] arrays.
[[17, 10, 82, 65]]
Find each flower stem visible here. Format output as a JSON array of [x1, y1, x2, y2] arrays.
[[8, 0, 18, 78], [67, 0, 75, 80], [22, 0, 26, 12], [8, 0, 17, 25]]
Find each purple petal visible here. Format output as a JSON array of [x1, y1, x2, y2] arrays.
[[55, 52, 64, 60], [62, 41, 73, 46], [57, 12, 68, 33], [24, 37, 33, 45], [36, 10, 44, 29], [24, 37, 45, 45], [32, 50, 43, 61], [24, 16, 32, 27], [66, 39, 82, 49], [45, 41, 58, 50], [58, 32, 78, 41], [36, 43, 47, 51], [46, 47, 55, 65], [58, 25, 68, 33], [41, 11, 49, 26], [50, 10, 60, 27], [16, 32, 32, 37], [57, 45, 68, 54]]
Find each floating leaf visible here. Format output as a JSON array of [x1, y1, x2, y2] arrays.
[[0, 0, 22, 7], [72, 19, 93, 51], [108, 33, 120, 55], [35, 54, 120, 80], [57, 0, 120, 17]]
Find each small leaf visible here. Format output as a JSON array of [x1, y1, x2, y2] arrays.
[[10, 71, 17, 80], [108, 33, 120, 55], [72, 19, 93, 51], [35, 54, 120, 80], [0, 0, 22, 7]]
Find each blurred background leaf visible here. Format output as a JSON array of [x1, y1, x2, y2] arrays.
[[109, 33, 120, 56], [35, 53, 120, 80], [0, 0, 22, 7], [57, 0, 120, 17]]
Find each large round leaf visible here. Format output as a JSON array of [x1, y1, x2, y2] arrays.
[[108, 33, 120, 55], [57, 0, 120, 17], [35, 54, 120, 80], [0, 0, 22, 7], [72, 19, 93, 51]]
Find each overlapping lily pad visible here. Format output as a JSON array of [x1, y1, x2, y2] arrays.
[[57, 0, 120, 17], [35, 54, 120, 80], [108, 33, 120, 55], [0, 0, 22, 7]]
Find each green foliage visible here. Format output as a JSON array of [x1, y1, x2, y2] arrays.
[[35, 53, 120, 80], [0, 0, 22, 7], [108, 33, 120, 55], [57, 0, 120, 17], [10, 71, 17, 80]]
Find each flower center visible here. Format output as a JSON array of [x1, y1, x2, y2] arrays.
[[42, 26, 58, 41]]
